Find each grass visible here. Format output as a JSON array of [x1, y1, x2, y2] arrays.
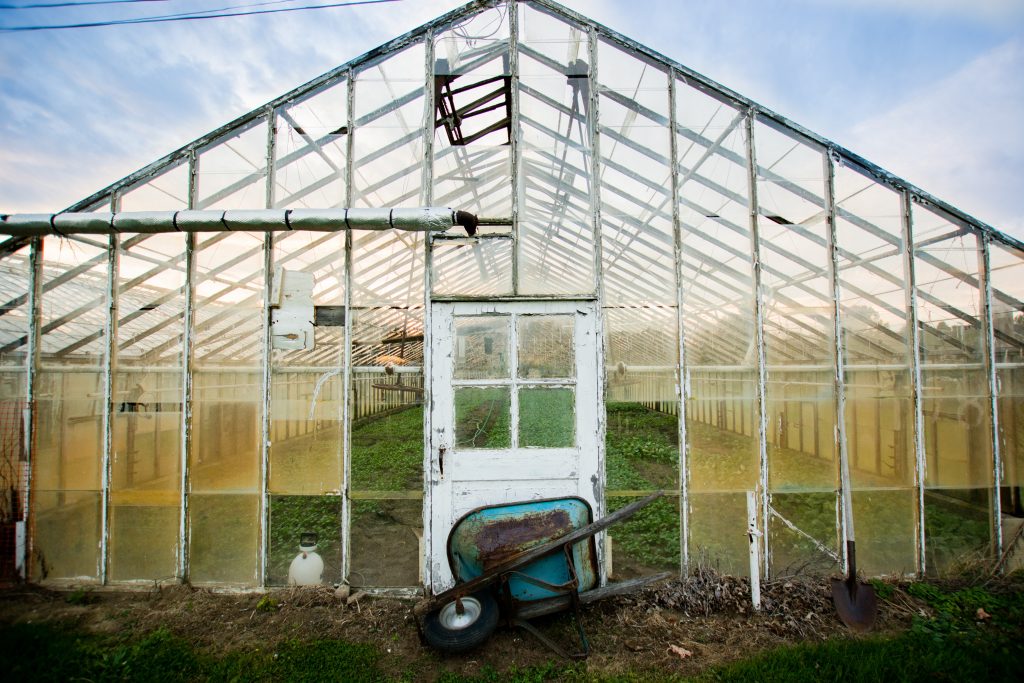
[[0, 624, 385, 683]]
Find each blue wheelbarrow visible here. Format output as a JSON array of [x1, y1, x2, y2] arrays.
[[414, 491, 669, 658]]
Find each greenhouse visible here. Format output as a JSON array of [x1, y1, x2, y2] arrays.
[[0, 0, 1022, 593]]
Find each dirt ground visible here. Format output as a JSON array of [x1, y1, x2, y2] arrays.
[[0, 568, 935, 680]]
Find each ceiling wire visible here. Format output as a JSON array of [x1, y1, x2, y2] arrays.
[[0, 0, 397, 31]]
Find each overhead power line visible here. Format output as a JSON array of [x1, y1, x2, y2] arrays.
[[0, 0, 397, 31], [0, 0, 171, 8]]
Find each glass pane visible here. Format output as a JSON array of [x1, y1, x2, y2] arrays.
[[433, 8, 512, 217], [834, 162, 915, 574], [349, 499, 421, 587], [32, 491, 102, 580], [196, 121, 269, 210], [518, 315, 573, 378], [432, 240, 513, 297], [352, 43, 425, 209], [989, 243, 1024, 528], [109, 506, 178, 582], [454, 316, 509, 379], [268, 231, 345, 496], [914, 206, 992, 571], [519, 387, 574, 447], [517, 4, 595, 295], [188, 494, 258, 584], [455, 387, 510, 449], [0, 241, 32, 579], [35, 235, 108, 580], [274, 79, 347, 209], [268, 495, 342, 586], [119, 163, 189, 211], [599, 41, 674, 307], [607, 496, 680, 578]]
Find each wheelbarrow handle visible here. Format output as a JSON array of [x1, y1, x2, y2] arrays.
[[415, 491, 664, 617]]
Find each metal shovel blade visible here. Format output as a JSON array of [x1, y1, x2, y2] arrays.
[[831, 541, 878, 632], [830, 576, 878, 632]]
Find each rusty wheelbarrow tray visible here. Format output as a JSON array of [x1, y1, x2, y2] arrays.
[[414, 491, 670, 658]]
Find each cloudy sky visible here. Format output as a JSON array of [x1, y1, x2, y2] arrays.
[[2, 0, 1022, 238]]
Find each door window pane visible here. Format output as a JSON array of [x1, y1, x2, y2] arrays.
[[518, 315, 574, 379], [455, 387, 510, 448], [519, 387, 575, 447], [454, 316, 509, 379]]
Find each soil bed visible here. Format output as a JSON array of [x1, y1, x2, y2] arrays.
[[5, 567, 1019, 681]]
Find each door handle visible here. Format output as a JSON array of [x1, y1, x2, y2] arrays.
[[438, 445, 446, 477]]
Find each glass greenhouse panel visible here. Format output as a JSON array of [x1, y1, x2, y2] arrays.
[[453, 315, 509, 379], [188, 494, 259, 584], [676, 85, 759, 574], [189, 232, 264, 583], [518, 314, 573, 378], [348, 305, 423, 587], [109, 506, 178, 582], [834, 163, 915, 574], [268, 231, 345, 496], [274, 78, 348, 209], [349, 499, 421, 587], [913, 206, 992, 571], [34, 235, 108, 580], [517, 4, 595, 295], [268, 494, 342, 586], [455, 387, 511, 449], [352, 43, 426, 209], [988, 243, 1024, 530], [196, 121, 269, 210], [519, 387, 574, 447], [604, 305, 679, 577], [0, 240, 30, 581], [599, 43, 673, 306], [755, 123, 837, 576], [607, 495, 680, 579], [110, 233, 185, 582], [432, 239, 514, 297], [118, 162, 190, 212], [351, 230, 424, 307], [0, 241, 31, 562], [32, 490, 102, 580], [432, 8, 513, 217]]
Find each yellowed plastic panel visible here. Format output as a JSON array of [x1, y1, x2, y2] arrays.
[[190, 232, 264, 495], [989, 243, 1024, 498], [188, 493, 259, 584], [834, 164, 916, 574], [914, 206, 992, 571], [109, 232, 185, 581], [33, 236, 108, 580], [268, 231, 345, 495]]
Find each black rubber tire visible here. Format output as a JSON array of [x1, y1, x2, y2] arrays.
[[422, 590, 499, 654]]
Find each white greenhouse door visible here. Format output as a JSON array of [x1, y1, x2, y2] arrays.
[[426, 300, 602, 593]]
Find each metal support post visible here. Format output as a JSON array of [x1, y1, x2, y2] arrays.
[[744, 111, 771, 577]]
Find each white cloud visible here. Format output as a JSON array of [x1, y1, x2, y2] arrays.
[[844, 39, 1024, 239], [816, 0, 1024, 22]]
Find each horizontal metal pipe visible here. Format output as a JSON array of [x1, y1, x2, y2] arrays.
[[0, 208, 481, 237]]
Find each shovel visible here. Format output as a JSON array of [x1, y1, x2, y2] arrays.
[[831, 456, 878, 631]]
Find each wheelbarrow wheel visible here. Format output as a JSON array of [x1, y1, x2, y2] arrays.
[[423, 590, 499, 653]]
